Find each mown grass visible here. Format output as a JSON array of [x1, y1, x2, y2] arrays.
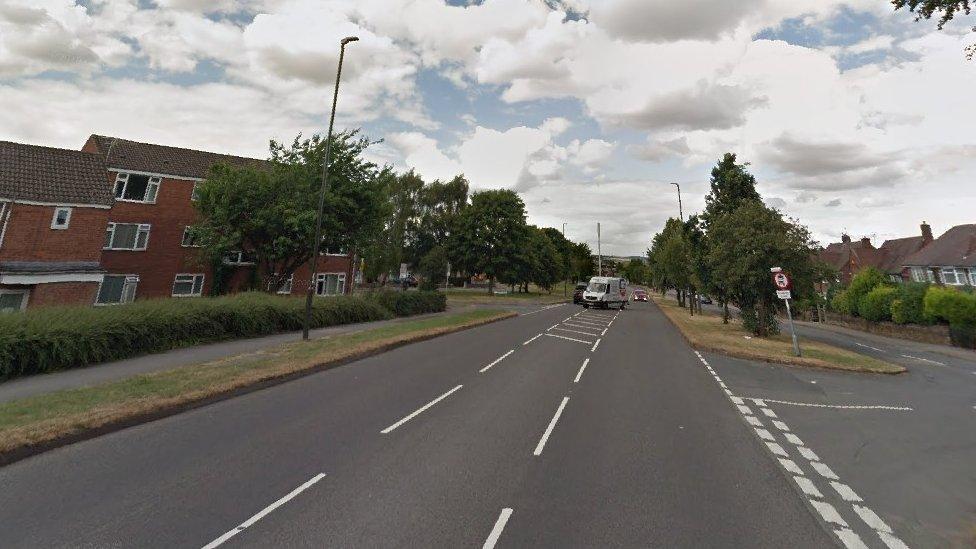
[[651, 295, 904, 374], [0, 309, 514, 456]]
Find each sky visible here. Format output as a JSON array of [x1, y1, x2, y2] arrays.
[[1, 0, 974, 256]]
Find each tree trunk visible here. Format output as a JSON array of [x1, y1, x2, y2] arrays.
[[722, 301, 730, 324], [349, 248, 358, 296], [488, 276, 495, 295], [756, 302, 767, 337]]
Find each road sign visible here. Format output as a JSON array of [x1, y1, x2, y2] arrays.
[[772, 271, 792, 290], [776, 290, 792, 300]]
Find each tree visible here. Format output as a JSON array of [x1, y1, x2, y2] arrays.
[[702, 153, 761, 227], [892, 0, 974, 59], [408, 175, 469, 266], [541, 227, 574, 290], [570, 242, 596, 282], [447, 189, 529, 294], [648, 217, 691, 305], [706, 202, 816, 336], [194, 130, 389, 293], [622, 258, 649, 285], [362, 170, 423, 283]]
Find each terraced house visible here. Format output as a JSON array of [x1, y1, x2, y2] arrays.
[[0, 136, 353, 310], [0, 141, 113, 312]]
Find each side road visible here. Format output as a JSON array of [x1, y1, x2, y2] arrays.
[[0, 302, 558, 404]]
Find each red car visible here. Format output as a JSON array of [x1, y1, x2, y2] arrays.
[[632, 289, 648, 302]]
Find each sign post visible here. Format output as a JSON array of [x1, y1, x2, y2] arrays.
[[771, 267, 801, 357]]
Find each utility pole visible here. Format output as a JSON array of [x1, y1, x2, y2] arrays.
[[303, 36, 359, 341], [597, 222, 602, 277]]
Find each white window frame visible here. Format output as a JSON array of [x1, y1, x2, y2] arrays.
[[940, 266, 964, 286], [191, 181, 201, 201], [113, 172, 161, 204], [50, 206, 72, 230], [181, 226, 201, 247], [172, 273, 205, 297], [969, 268, 976, 286], [0, 201, 10, 251], [104, 222, 151, 251], [95, 275, 139, 306], [0, 288, 29, 312], [223, 250, 256, 265], [315, 272, 346, 296], [275, 274, 294, 295]]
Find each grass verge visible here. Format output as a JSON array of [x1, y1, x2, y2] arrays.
[[0, 309, 514, 464], [651, 295, 904, 374]]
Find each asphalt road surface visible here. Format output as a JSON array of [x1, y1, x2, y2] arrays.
[[0, 301, 928, 548]]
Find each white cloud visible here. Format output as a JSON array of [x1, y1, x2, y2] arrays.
[[387, 132, 462, 182]]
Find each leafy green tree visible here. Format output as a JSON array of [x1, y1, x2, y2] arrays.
[[363, 170, 424, 283], [570, 242, 596, 282], [859, 286, 898, 322], [843, 267, 888, 317], [529, 228, 562, 293], [541, 227, 574, 289], [408, 175, 469, 266], [702, 153, 761, 227], [892, 0, 974, 59], [648, 217, 692, 305], [195, 130, 389, 292], [447, 189, 529, 294], [622, 258, 649, 285], [707, 202, 816, 336], [890, 282, 932, 325]]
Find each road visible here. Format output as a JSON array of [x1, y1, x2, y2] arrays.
[[0, 300, 934, 547]]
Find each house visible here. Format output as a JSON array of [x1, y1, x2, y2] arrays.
[[901, 224, 976, 286], [818, 223, 936, 285], [81, 135, 353, 303], [0, 141, 113, 311]]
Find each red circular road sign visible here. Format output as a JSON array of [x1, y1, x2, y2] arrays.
[[772, 272, 792, 290]]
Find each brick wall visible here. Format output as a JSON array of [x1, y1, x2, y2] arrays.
[[0, 202, 107, 263], [26, 282, 100, 308]]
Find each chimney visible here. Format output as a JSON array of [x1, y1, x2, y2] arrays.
[[841, 234, 851, 244], [920, 221, 933, 244], [861, 237, 872, 248]]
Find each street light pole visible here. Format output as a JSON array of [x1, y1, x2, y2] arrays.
[[670, 182, 693, 315], [303, 36, 359, 341], [597, 222, 602, 277], [670, 182, 683, 221], [562, 223, 568, 297]]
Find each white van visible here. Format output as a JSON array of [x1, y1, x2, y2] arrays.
[[582, 276, 628, 309]]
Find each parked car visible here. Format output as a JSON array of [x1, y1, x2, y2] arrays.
[[632, 289, 648, 302], [699, 295, 713, 304], [573, 283, 587, 304]]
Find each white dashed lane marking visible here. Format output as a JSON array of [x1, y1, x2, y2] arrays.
[[573, 358, 590, 383], [482, 508, 513, 549], [747, 397, 913, 412], [480, 350, 515, 373], [522, 334, 543, 346]]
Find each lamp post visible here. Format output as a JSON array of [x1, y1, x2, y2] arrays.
[[670, 182, 683, 221], [670, 182, 693, 315], [303, 36, 359, 341], [562, 223, 568, 296]]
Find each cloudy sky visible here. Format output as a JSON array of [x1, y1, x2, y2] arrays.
[[1, 0, 974, 255]]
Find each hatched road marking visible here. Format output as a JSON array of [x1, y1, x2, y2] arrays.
[[381, 385, 463, 434]]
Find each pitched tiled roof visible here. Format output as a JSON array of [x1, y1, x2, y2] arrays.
[[87, 135, 267, 180], [819, 240, 885, 272], [876, 236, 927, 274], [0, 141, 113, 206], [902, 224, 976, 268]]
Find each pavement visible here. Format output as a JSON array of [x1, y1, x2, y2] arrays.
[[0, 300, 850, 548], [0, 302, 553, 404]]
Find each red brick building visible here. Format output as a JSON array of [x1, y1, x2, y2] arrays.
[[0, 141, 114, 311], [81, 135, 353, 303]]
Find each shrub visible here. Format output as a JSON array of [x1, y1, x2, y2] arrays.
[[924, 286, 976, 327], [830, 290, 855, 315], [844, 268, 888, 317], [858, 286, 897, 322], [890, 282, 931, 325], [0, 293, 396, 379], [366, 289, 447, 317]]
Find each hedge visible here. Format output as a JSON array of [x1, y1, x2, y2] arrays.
[[366, 290, 447, 317], [924, 286, 976, 327], [0, 291, 446, 380], [859, 286, 897, 322], [890, 282, 930, 325]]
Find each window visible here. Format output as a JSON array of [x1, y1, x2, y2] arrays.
[[969, 269, 976, 286], [181, 226, 201, 247], [114, 173, 160, 203], [0, 290, 29, 313], [172, 274, 205, 297], [275, 274, 294, 295], [223, 250, 256, 265], [51, 207, 72, 230], [323, 247, 348, 256], [941, 267, 965, 286], [104, 223, 150, 250], [315, 273, 345, 296], [910, 267, 934, 283], [191, 181, 201, 201], [95, 275, 138, 305]]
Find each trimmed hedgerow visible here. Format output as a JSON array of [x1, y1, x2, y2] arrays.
[[890, 282, 931, 325], [366, 290, 447, 317], [858, 286, 897, 322], [0, 293, 399, 379]]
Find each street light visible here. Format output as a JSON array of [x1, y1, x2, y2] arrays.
[[670, 182, 693, 315], [303, 36, 359, 341], [670, 182, 683, 221]]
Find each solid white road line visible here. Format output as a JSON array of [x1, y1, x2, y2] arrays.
[[521, 304, 564, 316], [480, 350, 515, 373], [483, 508, 514, 549], [855, 342, 885, 353], [571, 318, 610, 326], [900, 354, 946, 366], [381, 385, 463, 434], [574, 358, 590, 383], [550, 327, 601, 337], [794, 476, 824, 498], [747, 398, 913, 411], [523, 334, 543, 345], [591, 338, 601, 352], [601, 328, 607, 336], [202, 473, 326, 549], [534, 397, 570, 456], [545, 333, 592, 344]]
